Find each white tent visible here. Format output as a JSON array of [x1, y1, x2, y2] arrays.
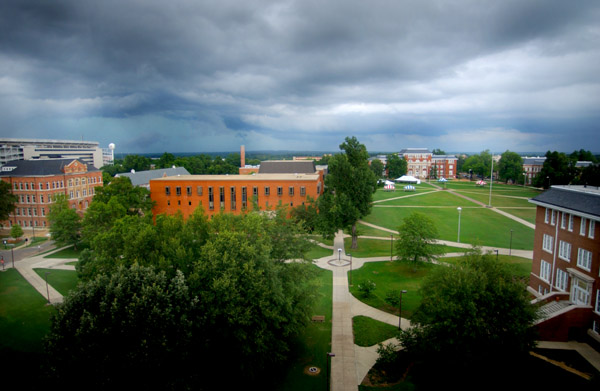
[[395, 175, 421, 184], [384, 180, 395, 185], [384, 183, 395, 191], [438, 178, 447, 182]]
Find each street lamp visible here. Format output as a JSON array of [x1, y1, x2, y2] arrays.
[[494, 249, 499, 261], [523, 172, 527, 187], [390, 234, 393, 261], [326, 352, 335, 391], [44, 271, 51, 303], [337, 248, 341, 263], [399, 290, 408, 330], [457, 207, 462, 243], [346, 253, 352, 285], [509, 229, 513, 256]]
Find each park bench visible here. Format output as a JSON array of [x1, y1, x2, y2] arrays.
[[311, 315, 325, 322]]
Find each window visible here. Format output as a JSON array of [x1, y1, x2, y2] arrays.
[[551, 210, 556, 226], [289, 186, 294, 196], [197, 186, 203, 196], [165, 186, 171, 196], [589, 220, 595, 239], [580, 217, 587, 236], [39, 183, 43, 190], [277, 186, 283, 196], [542, 234, 553, 253], [253, 186, 258, 203], [568, 214, 574, 231], [545, 208, 550, 224], [300, 186, 306, 196], [41, 208, 45, 216], [540, 260, 551, 282], [40, 195, 44, 203], [230, 187, 236, 210], [176, 186, 182, 196], [187, 186, 192, 196], [219, 187, 225, 209], [561, 213, 567, 229], [264, 186, 270, 196], [556, 269, 569, 291], [558, 241, 571, 261], [596, 290, 600, 314], [242, 187, 247, 209], [577, 248, 592, 271], [208, 187, 214, 210]]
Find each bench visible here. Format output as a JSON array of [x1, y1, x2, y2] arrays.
[[311, 315, 325, 322]]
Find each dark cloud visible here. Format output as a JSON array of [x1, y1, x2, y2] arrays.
[[1, 0, 599, 153]]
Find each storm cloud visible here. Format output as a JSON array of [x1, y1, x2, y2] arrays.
[[1, 0, 599, 153]]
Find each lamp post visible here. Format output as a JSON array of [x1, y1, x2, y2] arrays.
[[523, 172, 527, 187], [509, 229, 513, 256], [11, 245, 14, 268], [326, 352, 335, 391], [346, 253, 352, 285], [44, 271, 51, 303], [337, 248, 341, 264], [457, 207, 462, 243], [390, 234, 393, 261], [494, 249, 499, 261], [399, 290, 408, 330]]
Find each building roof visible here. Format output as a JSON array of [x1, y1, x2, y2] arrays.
[[0, 159, 98, 176], [258, 160, 316, 174], [151, 173, 320, 182], [116, 167, 190, 186], [523, 157, 546, 165], [0, 138, 99, 147], [529, 185, 600, 219], [399, 148, 431, 154], [432, 154, 457, 160]]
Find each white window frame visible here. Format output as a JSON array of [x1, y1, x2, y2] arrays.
[[561, 212, 566, 229], [568, 214, 574, 232], [540, 260, 551, 282], [551, 210, 556, 226], [577, 248, 592, 271], [542, 234, 553, 254], [589, 220, 595, 239], [580, 217, 587, 236], [545, 208, 550, 224], [558, 240, 571, 262], [555, 269, 569, 291], [596, 290, 600, 315]]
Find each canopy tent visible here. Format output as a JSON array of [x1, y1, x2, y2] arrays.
[[384, 180, 395, 185], [384, 184, 395, 191], [476, 180, 487, 186], [395, 175, 421, 184], [404, 185, 415, 192], [438, 178, 447, 182]]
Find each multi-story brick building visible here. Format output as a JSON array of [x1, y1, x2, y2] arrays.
[[0, 159, 103, 230], [528, 185, 600, 344], [150, 172, 324, 219], [431, 155, 459, 179], [398, 148, 458, 179], [523, 157, 546, 185]]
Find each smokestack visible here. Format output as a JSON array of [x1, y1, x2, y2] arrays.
[[241, 145, 245, 168]]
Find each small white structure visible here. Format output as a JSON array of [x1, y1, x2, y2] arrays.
[[476, 180, 487, 186], [395, 175, 421, 184], [384, 183, 395, 191], [404, 185, 416, 192]]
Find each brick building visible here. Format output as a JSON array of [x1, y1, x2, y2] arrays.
[[431, 155, 459, 179], [528, 185, 600, 344], [398, 148, 458, 179], [523, 157, 546, 185], [0, 159, 103, 230], [150, 172, 324, 219]]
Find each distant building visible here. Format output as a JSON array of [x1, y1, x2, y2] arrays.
[[431, 155, 458, 179], [258, 160, 317, 174], [0, 138, 111, 169], [523, 157, 546, 185], [528, 185, 600, 344], [0, 159, 103, 229], [115, 166, 190, 189], [398, 148, 457, 179]]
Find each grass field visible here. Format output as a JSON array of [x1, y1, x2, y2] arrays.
[[33, 268, 79, 296], [344, 237, 467, 258], [353, 315, 399, 347]]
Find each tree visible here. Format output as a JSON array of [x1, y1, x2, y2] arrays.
[[395, 212, 441, 269], [396, 249, 539, 389], [317, 137, 377, 248], [387, 153, 407, 179], [10, 224, 23, 240], [432, 148, 446, 155], [0, 180, 17, 222], [122, 154, 151, 172], [369, 158, 385, 178], [462, 150, 492, 178], [534, 151, 575, 188], [498, 150, 523, 184], [92, 176, 154, 216], [47, 194, 82, 249]]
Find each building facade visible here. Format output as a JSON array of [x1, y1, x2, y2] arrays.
[[115, 166, 190, 189], [529, 186, 600, 343], [0, 138, 110, 169], [0, 159, 103, 230], [431, 155, 459, 179], [523, 157, 546, 185], [150, 172, 324, 219], [398, 149, 458, 179]]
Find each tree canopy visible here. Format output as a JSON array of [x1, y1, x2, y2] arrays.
[[386, 153, 407, 179], [0, 180, 17, 222], [47, 194, 82, 249], [498, 150, 523, 184], [396, 249, 538, 388], [395, 212, 441, 268], [462, 150, 492, 178]]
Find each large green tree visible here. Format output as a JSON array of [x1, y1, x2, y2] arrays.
[[498, 150, 523, 184], [369, 158, 385, 179], [462, 150, 493, 179], [386, 153, 407, 179], [0, 180, 17, 222], [318, 137, 377, 248], [534, 151, 575, 188], [395, 212, 441, 269], [396, 249, 538, 388], [47, 194, 82, 249]]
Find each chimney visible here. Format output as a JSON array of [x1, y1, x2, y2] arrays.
[[241, 145, 245, 168]]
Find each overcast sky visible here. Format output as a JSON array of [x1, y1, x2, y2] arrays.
[[1, 0, 599, 154]]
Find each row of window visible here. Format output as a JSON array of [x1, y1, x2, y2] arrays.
[[14, 207, 46, 217], [544, 208, 595, 239], [9, 219, 46, 228], [10, 176, 101, 191], [165, 185, 309, 198], [542, 233, 594, 272], [14, 187, 96, 205]]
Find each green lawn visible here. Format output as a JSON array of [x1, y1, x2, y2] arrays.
[[441, 254, 532, 282], [344, 237, 467, 258], [496, 207, 537, 224], [0, 269, 54, 353], [353, 316, 399, 347], [33, 269, 79, 296], [275, 265, 332, 391], [43, 246, 82, 259], [349, 261, 437, 318], [363, 205, 534, 250], [378, 190, 480, 207]]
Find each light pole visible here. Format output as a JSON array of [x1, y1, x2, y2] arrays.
[[457, 207, 462, 243], [44, 271, 51, 303], [399, 290, 408, 330], [346, 253, 352, 285], [390, 234, 393, 261], [326, 352, 335, 391], [523, 172, 527, 187], [494, 249, 499, 261], [11, 245, 14, 268], [509, 229, 513, 256], [337, 248, 341, 264]]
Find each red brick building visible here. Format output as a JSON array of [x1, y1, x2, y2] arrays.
[[0, 159, 103, 230], [529, 185, 600, 344], [397, 149, 458, 179]]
